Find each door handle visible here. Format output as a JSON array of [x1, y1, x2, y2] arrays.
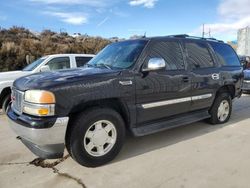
[[211, 73, 220, 80], [119, 80, 133, 86], [182, 77, 189, 82]]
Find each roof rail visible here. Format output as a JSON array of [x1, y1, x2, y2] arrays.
[[169, 34, 224, 43], [169, 34, 189, 38], [205, 37, 224, 43]]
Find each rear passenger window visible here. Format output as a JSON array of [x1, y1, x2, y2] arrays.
[[147, 41, 185, 70], [185, 42, 214, 68], [76, 56, 93, 67], [47, 57, 70, 71], [210, 43, 240, 66]]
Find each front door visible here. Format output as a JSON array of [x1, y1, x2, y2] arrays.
[[135, 39, 192, 125]]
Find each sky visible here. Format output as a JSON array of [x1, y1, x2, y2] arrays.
[[0, 0, 250, 41]]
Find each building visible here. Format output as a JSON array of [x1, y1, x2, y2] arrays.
[[227, 41, 237, 51], [237, 27, 250, 56]]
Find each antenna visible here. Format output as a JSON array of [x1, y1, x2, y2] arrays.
[[202, 24, 212, 38], [143, 32, 147, 38]]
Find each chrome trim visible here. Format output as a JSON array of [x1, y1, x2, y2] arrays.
[[12, 88, 24, 115], [211, 73, 220, 80], [8, 117, 69, 145], [147, 57, 166, 70], [141, 93, 213, 109], [243, 80, 250, 83], [119, 80, 133, 86], [191, 93, 212, 101], [141, 97, 191, 109]]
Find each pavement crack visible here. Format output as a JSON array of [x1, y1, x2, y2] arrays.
[[29, 154, 70, 168], [29, 155, 86, 187], [52, 167, 86, 188]]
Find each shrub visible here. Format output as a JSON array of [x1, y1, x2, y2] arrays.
[[0, 26, 111, 71]]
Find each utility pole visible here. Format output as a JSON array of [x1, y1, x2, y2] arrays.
[[202, 24, 205, 38]]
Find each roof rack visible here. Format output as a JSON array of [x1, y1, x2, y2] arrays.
[[168, 34, 189, 38], [169, 34, 224, 43]]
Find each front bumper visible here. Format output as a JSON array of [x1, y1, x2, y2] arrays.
[[242, 80, 250, 91], [7, 107, 69, 159]]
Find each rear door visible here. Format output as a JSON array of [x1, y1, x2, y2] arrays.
[[135, 39, 192, 125], [183, 40, 220, 111]]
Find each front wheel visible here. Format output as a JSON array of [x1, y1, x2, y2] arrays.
[[2, 94, 11, 114], [209, 93, 232, 124], [67, 108, 126, 167]]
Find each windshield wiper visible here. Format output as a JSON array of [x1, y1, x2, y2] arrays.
[[97, 63, 112, 70], [86, 63, 112, 70], [86, 64, 96, 68]]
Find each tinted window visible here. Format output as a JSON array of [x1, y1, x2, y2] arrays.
[[76, 56, 93, 67], [88, 40, 147, 69], [185, 41, 214, 68], [210, 43, 240, 66], [47, 57, 70, 71], [147, 41, 185, 70]]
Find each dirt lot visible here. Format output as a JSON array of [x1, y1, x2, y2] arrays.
[[1, 95, 250, 188]]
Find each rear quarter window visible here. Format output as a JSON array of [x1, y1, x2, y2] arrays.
[[210, 42, 240, 66], [76, 56, 93, 67]]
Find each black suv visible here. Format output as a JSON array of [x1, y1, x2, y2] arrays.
[[7, 35, 243, 167]]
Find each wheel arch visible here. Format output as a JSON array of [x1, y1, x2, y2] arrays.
[[0, 87, 11, 108], [216, 85, 235, 99], [68, 98, 131, 130]]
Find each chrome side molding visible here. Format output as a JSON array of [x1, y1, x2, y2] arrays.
[[119, 81, 133, 86], [191, 93, 212, 101], [141, 93, 212, 109]]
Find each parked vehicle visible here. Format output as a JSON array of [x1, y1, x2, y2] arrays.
[[239, 55, 250, 93], [7, 35, 243, 167], [238, 55, 248, 69], [0, 54, 94, 113]]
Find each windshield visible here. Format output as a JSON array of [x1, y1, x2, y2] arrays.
[[23, 57, 47, 71], [87, 40, 147, 69]]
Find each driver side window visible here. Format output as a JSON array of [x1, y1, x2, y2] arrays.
[[146, 41, 185, 70], [47, 57, 70, 71]]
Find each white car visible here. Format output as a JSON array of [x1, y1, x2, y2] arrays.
[[0, 54, 95, 113]]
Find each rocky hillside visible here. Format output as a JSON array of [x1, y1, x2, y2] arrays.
[[0, 26, 111, 72]]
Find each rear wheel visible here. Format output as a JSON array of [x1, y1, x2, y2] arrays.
[[2, 94, 11, 114], [209, 93, 232, 124], [67, 108, 125, 167], [243, 90, 250, 94]]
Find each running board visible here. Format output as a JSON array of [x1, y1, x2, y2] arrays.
[[132, 110, 210, 136]]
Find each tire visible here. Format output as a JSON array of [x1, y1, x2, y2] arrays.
[[243, 90, 250, 94], [209, 92, 232, 125], [2, 94, 11, 114], [67, 108, 126, 167]]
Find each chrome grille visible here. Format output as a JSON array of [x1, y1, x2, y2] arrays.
[[12, 88, 24, 114]]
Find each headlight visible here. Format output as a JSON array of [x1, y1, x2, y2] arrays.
[[25, 90, 55, 104], [23, 90, 55, 116]]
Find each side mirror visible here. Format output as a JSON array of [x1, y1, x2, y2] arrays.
[[40, 65, 50, 72], [142, 57, 166, 72]]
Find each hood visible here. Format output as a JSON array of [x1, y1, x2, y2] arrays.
[[0, 71, 30, 82], [13, 67, 120, 91]]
